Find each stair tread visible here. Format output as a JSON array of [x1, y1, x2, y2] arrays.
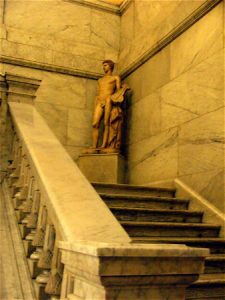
[[193, 273, 225, 285], [110, 206, 202, 215], [206, 254, 225, 261], [100, 193, 188, 202], [121, 221, 220, 228], [132, 237, 225, 242], [92, 182, 176, 193]]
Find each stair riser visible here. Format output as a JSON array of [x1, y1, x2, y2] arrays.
[[186, 285, 225, 299], [113, 211, 202, 223], [104, 199, 188, 210], [132, 240, 225, 254], [124, 227, 220, 238], [205, 261, 225, 274], [96, 187, 175, 198]]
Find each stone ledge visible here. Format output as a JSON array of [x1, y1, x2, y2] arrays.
[[59, 241, 209, 300], [58, 240, 209, 258]]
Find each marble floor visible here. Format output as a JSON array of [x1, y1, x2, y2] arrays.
[[0, 183, 35, 300]]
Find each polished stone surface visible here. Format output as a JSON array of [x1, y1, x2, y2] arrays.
[[59, 240, 208, 300], [161, 51, 224, 130], [128, 128, 178, 184], [9, 102, 130, 243], [125, 3, 225, 211], [78, 153, 125, 183], [3, 0, 120, 75], [119, 0, 206, 72], [0, 185, 35, 300], [170, 3, 223, 79]]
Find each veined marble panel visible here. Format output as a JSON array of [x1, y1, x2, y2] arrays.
[[161, 51, 224, 130], [7, 27, 106, 61], [68, 109, 92, 130], [90, 9, 120, 51], [179, 168, 225, 213], [125, 65, 143, 103], [127, 91, 161, 145], [1, 39, 53, 65], [128, 128, 178, 184], [35, 102, 68, 145], [170, 3, 223, 79], [140, 45, 170, 99], [67, 126, 92, 147], [85, 79, 97, 111], [119, 0, 206, 72], [120, 0, 134, 51], [178, 108, 225, 175], [134, 0, 180, 38], [36, 73, 87, 109], [5, 0, 91, 44]]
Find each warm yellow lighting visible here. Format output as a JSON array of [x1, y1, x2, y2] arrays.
[[99, 0, 125, 6]]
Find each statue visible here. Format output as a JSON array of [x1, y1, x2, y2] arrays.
[[84, 60, 129, 154]]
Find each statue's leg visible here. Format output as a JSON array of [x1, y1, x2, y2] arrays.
[[92, 104, 103, 148], [101, 97, 112, 148]]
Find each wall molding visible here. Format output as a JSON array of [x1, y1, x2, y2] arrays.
[[175, 179, 225, 238], [121, 0, 223, 79], [63, 0, 132, 15], [0, 0, 222, 80], [63, 0, 120, 15], [0, 56, 102, 80]]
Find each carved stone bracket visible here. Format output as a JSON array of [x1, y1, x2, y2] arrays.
[[5, 73, 41, 104]]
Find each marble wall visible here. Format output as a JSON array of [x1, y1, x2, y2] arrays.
[[1, 0, 120, 75], [2, 63, 97, 161], [119, 0, 207, 73], [125, 2, 225, 212]]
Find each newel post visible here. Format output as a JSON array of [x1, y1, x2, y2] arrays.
[[58, 241, 208, 300]]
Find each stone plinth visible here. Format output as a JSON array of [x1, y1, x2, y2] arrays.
[[58, 241, 209, 300], [78, 153, 125, 184]]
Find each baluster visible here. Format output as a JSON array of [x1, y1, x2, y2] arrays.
[[23, 190, 41, 257], [16, 176, 35, 227], [45, 243, 63, 300], [28, 205, 47, 279], [8, 144, 22, 186], [7, 135, 19, 171], [11, 152, 27, 197], [34, 224, 56, 300], [13, 163, 31, 209]]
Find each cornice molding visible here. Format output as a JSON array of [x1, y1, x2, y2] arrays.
[[62, 0, 132, 15], [1, 0, 221, 80], [63, 0, 120, 15], [120, 0, 223, 79], [0, 56, 102, 80]]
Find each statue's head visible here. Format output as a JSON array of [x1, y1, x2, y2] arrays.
[[102, 60, 115, 72]]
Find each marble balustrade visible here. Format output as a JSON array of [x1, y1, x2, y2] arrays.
[[5, 102, 209, 300]]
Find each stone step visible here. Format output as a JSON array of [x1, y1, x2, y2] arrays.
[[186, 273, 225, 300], [93, 182, 176, 197], [121, 221, 220, 238], [101, 193, 189, 210], [131, 237, 225, 254], [205, 255, 225, 274], [109, 206, 203, 223]]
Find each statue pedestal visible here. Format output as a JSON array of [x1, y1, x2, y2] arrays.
[[78, 153, 125, 184]]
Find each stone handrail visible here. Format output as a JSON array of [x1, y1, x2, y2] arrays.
[[6, 102, 209, 300]]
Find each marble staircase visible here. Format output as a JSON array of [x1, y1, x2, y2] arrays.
[[93, 182, 225, 300]]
